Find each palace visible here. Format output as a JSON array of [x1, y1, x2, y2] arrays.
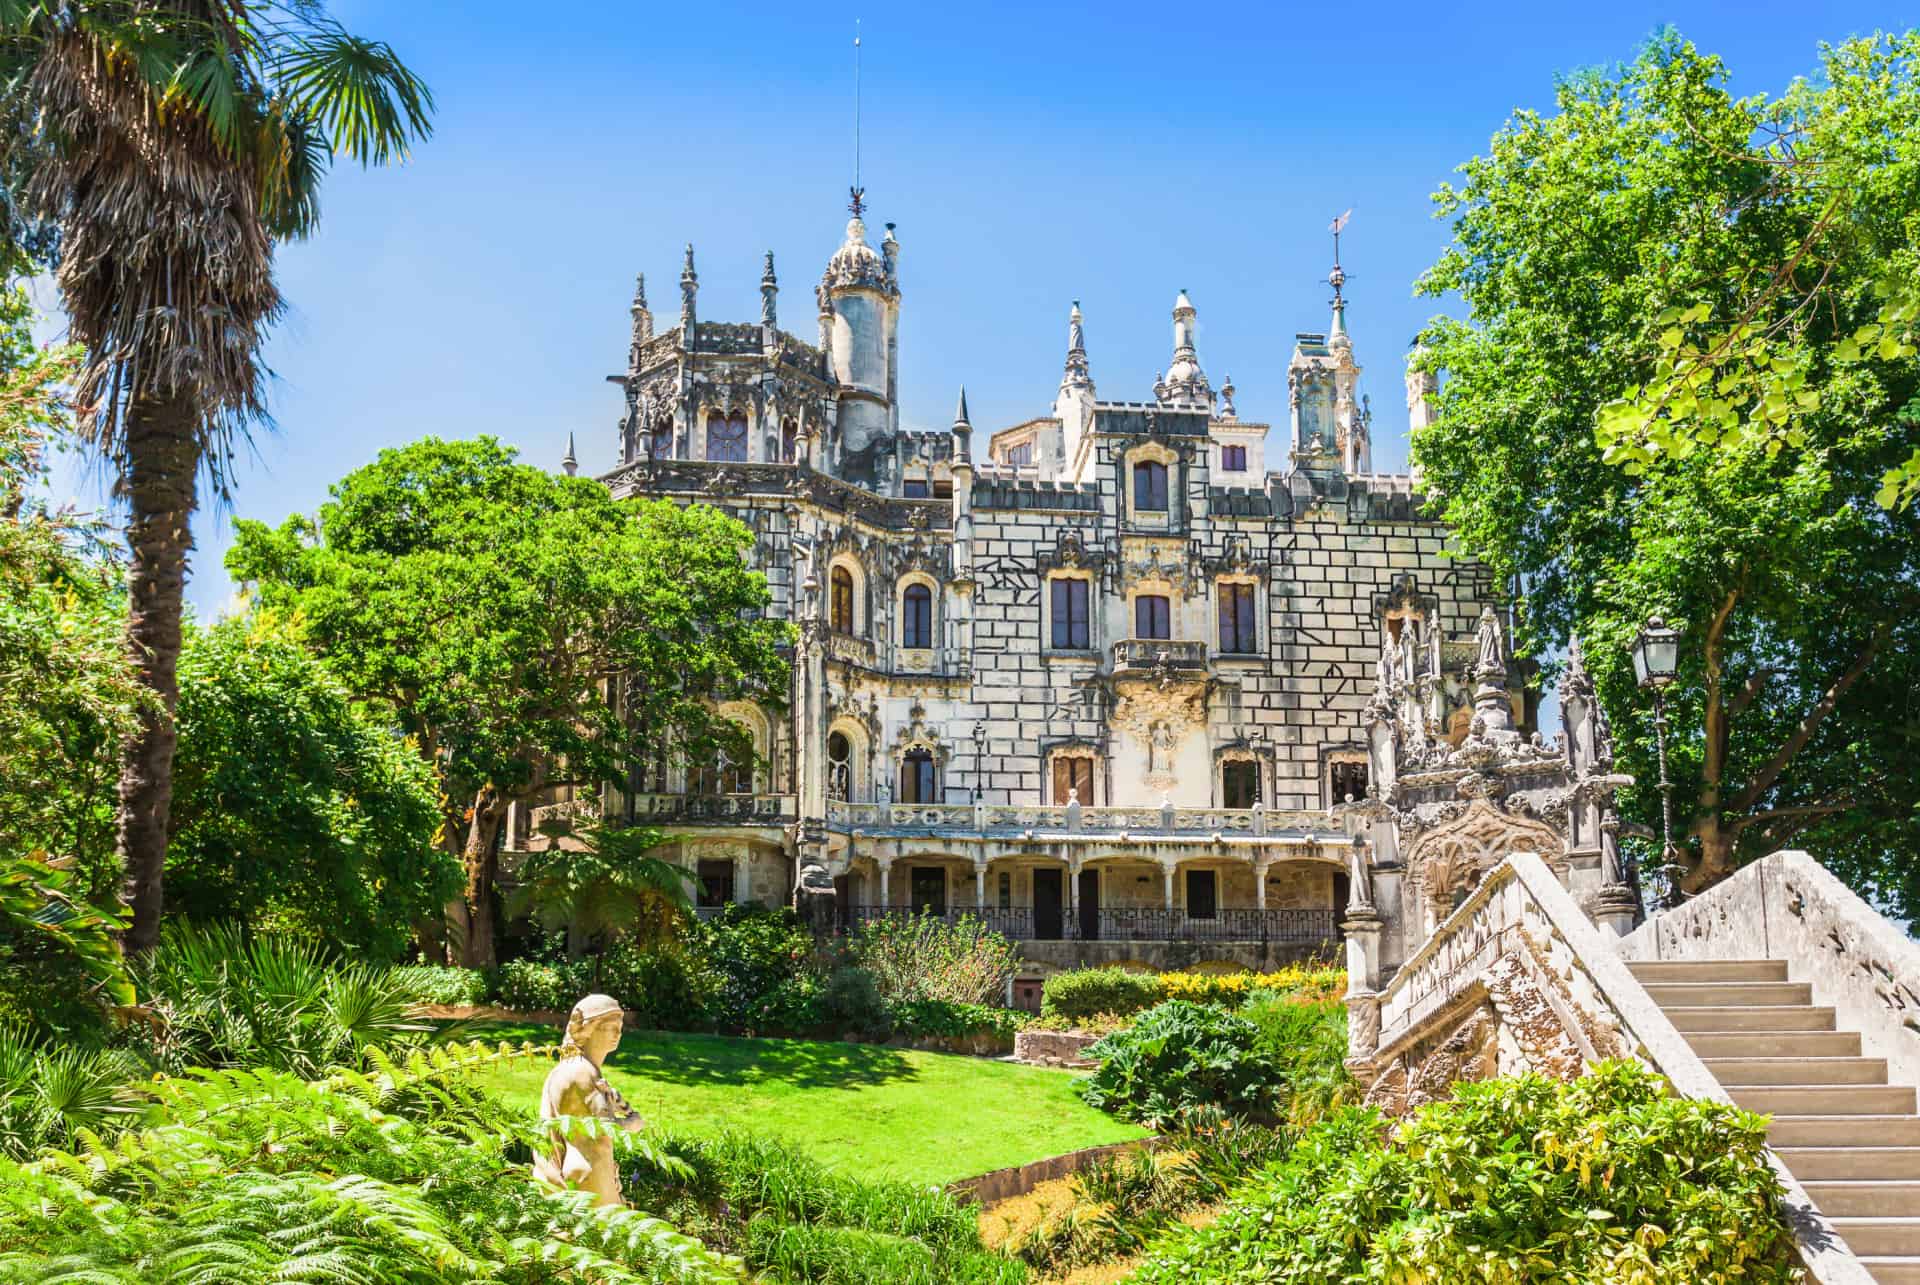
[[526, 200, 1632, 997]]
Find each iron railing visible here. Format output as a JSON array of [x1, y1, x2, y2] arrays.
[[836, 904, 1337, 946]]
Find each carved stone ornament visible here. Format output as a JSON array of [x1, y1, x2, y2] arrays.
[[1404, 797, 1565, 915]]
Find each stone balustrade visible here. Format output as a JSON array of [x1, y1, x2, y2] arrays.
[[825, 798, 1342, 838], [1110, 637, 1208, 674]]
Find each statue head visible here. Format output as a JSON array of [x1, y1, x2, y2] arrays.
[[561, 993, 625, 1063]]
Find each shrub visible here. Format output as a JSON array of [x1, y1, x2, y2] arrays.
[[1133, 1062, 1800, 1284], [889, 999, 1028, 1042], [819, 962, 890, 1033], [0, 1023, 139, 1159], [1040, 967, 1160, 1021], [599, 938, 720, 1032], [1157, 965, 1344, 1007], [699, 905, 818, 1032], [391, 964, 490, 1007], [1241, 988, 1354, 1125], [487, 957, 591, 1012], [852, 913, 1020, 1007], [1078, 1000, 1274, 1126]]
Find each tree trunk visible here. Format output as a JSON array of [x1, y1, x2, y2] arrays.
[[117, 391, 201, 955], [451, 786, 505, 967]]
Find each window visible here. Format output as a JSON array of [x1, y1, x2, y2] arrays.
[[1004, 441, 1032, 469], [1134, 594, 1171, 640], [1218, 582, 1258, 653], [1222, 759, 1262, 808], [910, 866, 947, 915], [998, 872, 1011, 910], [1051, 578, 1090, 649], [1221, 444, 1247, 471], [1052, 755, 1094, 805], [697, 859, 734, 908], [1330, 759, 1370, 805], [830, 567, 855, 634], [705, 410, 748, 462], [901, 748, 937, 803], [650, 417, 674, 460], [827, 732, 852, 801], [781, 419, 798, 463], [1133, 460, 1169, 510], [723, 748, 753, 795], [902, 583, 934, 649], [903, 478, 930, 498]]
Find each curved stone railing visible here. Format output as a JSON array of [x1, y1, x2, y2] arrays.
[[1368, 852, 1869, 1285], [1619, 849, 1920, 1100], [823, 799, 1342, 838]]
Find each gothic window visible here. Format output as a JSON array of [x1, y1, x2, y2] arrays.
[[696, 859, 734, 909], [900, 748, 938, 803], [650, 417, 674, 460], [1218, 582, 1258, 654], [830, 567, 856, 634], [903, 478, 930, 498], [1221, 444, 1247, 471], [781, 419, 798, 463], [1050, 577, 1090, 649], [1133, 460, 1169, 510], [902, 583, 934, 649], [1135, 594, 1171, 640], [1052, 755, 1094, 805], [1222, 760, 1262, 808], [827, 731, 852, 802], [1330, 759, 1370, 805], [706, 411, 748, 462]]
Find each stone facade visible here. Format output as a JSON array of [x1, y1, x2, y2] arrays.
[[536, 201, 1621, 978]]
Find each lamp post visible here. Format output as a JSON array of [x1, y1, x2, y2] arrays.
[[1631, 616, 1684, 907], [971, 721, 988, 805]]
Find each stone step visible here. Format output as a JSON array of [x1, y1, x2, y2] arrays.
[[1771, 1117, 1920, 1149], [1863, 1257, 1920, 1284], [1804, 1182, 1920, 1218], [1626, 959, 1789, 983], [1643, 980, 1814, 1007], [1832, 1219, 1920, 1257], [1688, 1030, 1861, 1059], [1779, 1148, 1920, 1181], [1664, 1004, 1837, 1033], [1705, 1056, 1888, 1087], [1731, 1085, 1918, 1117]]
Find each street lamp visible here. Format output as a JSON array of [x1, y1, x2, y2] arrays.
[[971, 722, 988, 805], [1632, 616, 1684, 907]]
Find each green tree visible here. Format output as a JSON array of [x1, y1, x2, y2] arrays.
[[0, 1, 433, 954], [166, 617, 456, 958], [1412, 33, 1920, 902], [228, 437, 792, 966], [509, 820, 694, 961]]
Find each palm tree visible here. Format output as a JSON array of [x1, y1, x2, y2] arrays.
[[0, 2, 432, 952], [510, 821, 697, 965]]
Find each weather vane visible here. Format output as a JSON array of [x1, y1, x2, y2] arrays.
[[1327, 208, 1354, 304], [848, 20, 865, 218]]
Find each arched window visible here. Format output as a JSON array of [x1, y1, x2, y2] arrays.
[[1133, 460, 1169, 510], [902, 583, 934, 649], [650, 417, 674, 460], [781, 419, 798, 463], [900, 748, 937, 803], [827, 731, 852, 801], [830, 567, 856, 634], [706, 411, 748, 462]]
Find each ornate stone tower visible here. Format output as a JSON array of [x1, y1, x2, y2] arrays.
[[819, 199, 901, 485], [1155, 290, 1213, 408], [1051, 301, 1096, 477]]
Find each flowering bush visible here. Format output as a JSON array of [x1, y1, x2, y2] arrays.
[[1159, 965, 1344, 1007], [852, 913, 1020, 1007]]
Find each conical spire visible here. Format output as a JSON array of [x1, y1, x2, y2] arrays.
[[1061, 300, 1093, 392], [951, 387, 972, 463], [561, 431, 578, 477], [1161, 289, 1211, 405], [760, 250, 778, 328], [953, 387, 971, 428]]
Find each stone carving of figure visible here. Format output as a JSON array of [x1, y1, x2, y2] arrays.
[[1149, 722, 1176, 774], [1474, 607, 1505, 678], [532, 994, 644, 1207], [1374, 629, 1400, 697]]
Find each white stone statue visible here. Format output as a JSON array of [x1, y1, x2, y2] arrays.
[[1474, 606, 1505, 677], [532, 994, 644, 1207]]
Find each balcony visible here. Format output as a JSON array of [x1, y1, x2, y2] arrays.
[[1110, 637, 1207, 676], [838, 904, 1337, 946], [530, 793, 794, 835], [826, 799, 1337, 838]]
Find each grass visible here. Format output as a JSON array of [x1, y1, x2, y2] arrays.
[[468, 1021, 1147, 1186]]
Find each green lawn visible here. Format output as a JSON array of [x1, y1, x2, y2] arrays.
[[467, 1021, 1147, 1186]]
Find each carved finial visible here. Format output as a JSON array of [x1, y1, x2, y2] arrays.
[[679, 244, 697, 330], [1062, 300, 1092, 393], [1220, 373, 1237, 419], [629, 272, 652, 348], [760, 251, 778, 329], [561, 431, 578, 478], [1328, 208, 1353, 338]]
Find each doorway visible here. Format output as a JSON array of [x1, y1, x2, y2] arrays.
[[1033, 868, 1064, 940], [1078, 868, 1100, 941], [909, 866, 947, 916], [1186, 869, 1217, 920]]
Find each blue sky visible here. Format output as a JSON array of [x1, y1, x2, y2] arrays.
[[42, 1, 1907, 620]]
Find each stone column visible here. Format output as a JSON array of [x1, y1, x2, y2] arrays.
[[734, 851, 749, 905], [1162, 864, 1175, 910], [975, 864, 986, 908], [878, 859, 892, 908], [1255, 856, 1270, 910], [1341, 906, 1386, 1075]]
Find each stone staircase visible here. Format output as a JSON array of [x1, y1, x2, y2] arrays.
[[1629, 958, 1920, 1284]]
